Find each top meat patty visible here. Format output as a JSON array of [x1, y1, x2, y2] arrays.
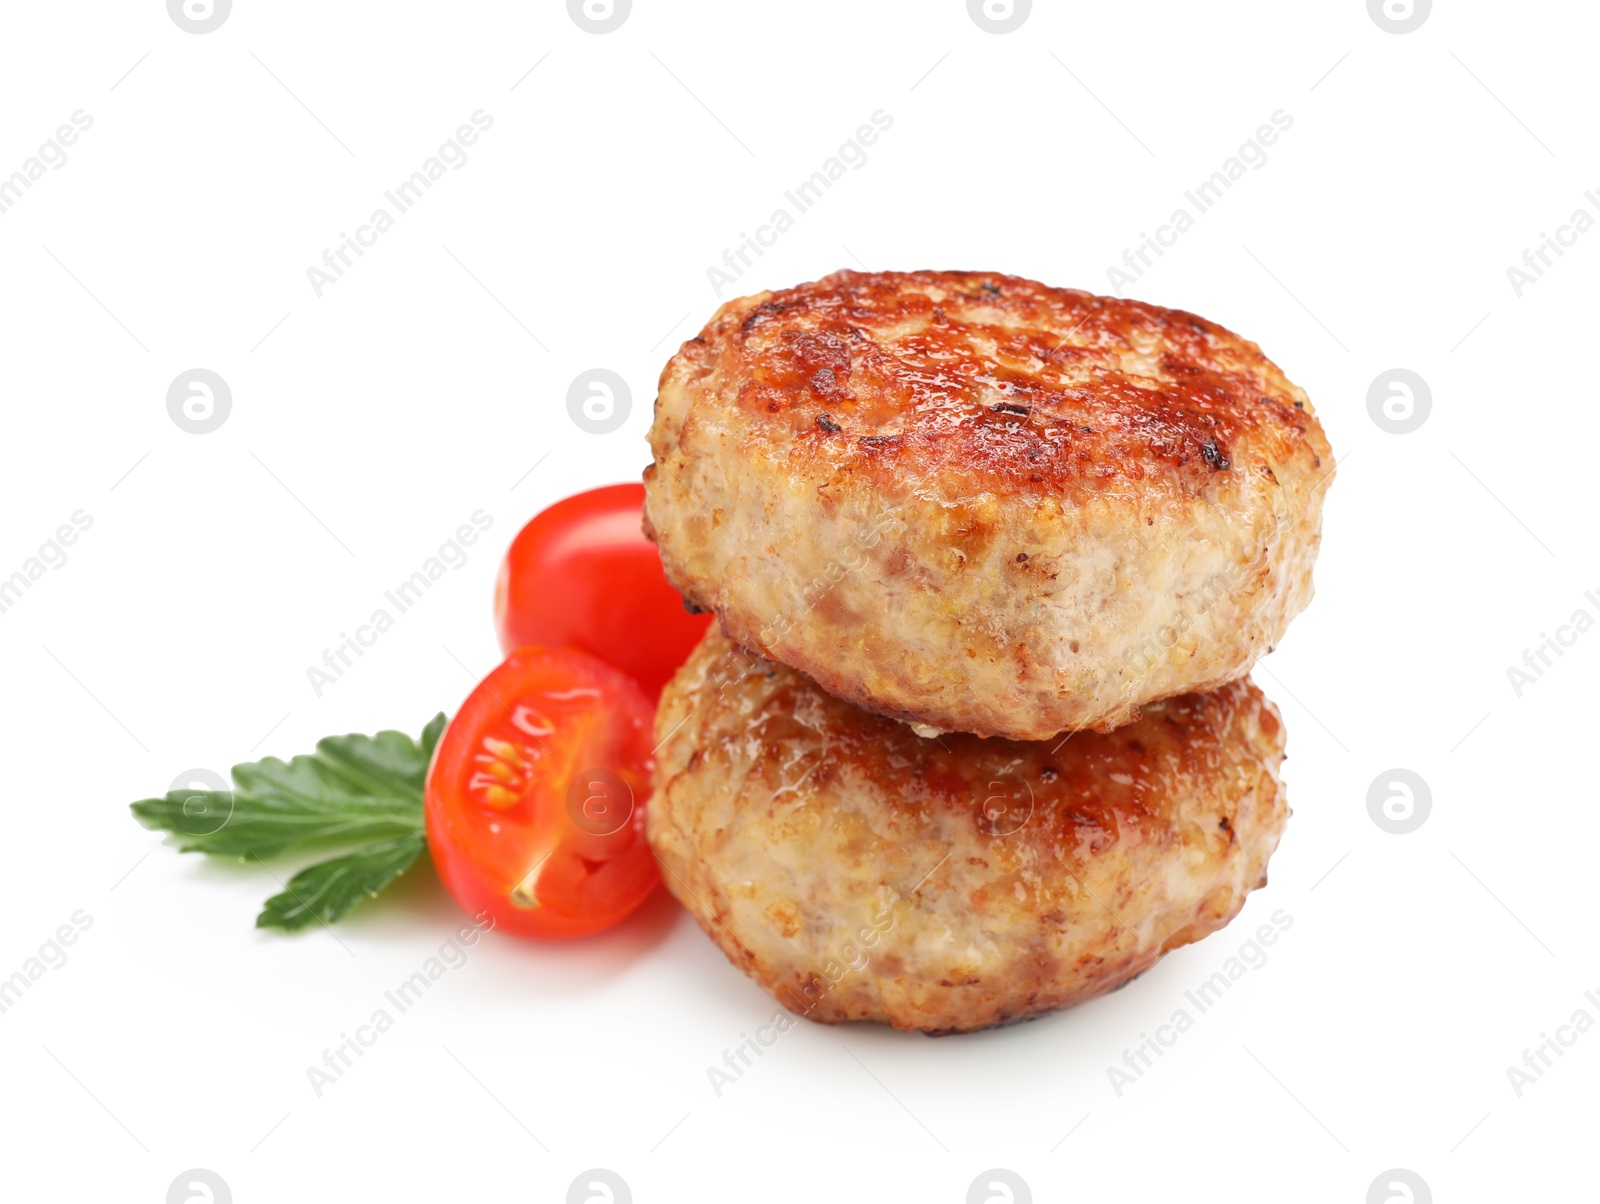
[[644, 270, 1334, 741]]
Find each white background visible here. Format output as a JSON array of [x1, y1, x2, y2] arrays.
[[1, 1, 1595, 1200]]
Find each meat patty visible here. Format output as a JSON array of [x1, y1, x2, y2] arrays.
[[644, 270, 1333, 740], [648, 630, 1290, 1034]]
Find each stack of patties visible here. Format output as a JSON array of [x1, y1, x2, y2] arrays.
[[641, 270, 1333, 1034]]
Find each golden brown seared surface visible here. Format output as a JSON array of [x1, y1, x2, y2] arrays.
[[645, 269, 1334, 740], [648, 631, 1291, 1034]]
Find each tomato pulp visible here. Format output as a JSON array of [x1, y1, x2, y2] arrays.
[[494, 483, 711, 699], [425, 646, 660, 938]]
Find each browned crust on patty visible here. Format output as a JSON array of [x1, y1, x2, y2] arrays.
[[658, 269, 1326, 502]]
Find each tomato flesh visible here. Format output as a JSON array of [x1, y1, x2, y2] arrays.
[[494, 483, 711, 698], [425, 646, 659, 938]]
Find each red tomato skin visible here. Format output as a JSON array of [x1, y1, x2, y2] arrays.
[[494, 483, 711, 698], [425, 645, 661, 940]]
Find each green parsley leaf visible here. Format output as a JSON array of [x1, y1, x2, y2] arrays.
[[130, 714, 447, 931], [256, 835, 427, 932]]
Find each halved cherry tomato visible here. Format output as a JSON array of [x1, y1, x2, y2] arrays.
[[425, 646, 659, 938], [493, 483, 711, 699]]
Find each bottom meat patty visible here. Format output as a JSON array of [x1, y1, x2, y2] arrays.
[[648, 630, 1290, 1034]]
